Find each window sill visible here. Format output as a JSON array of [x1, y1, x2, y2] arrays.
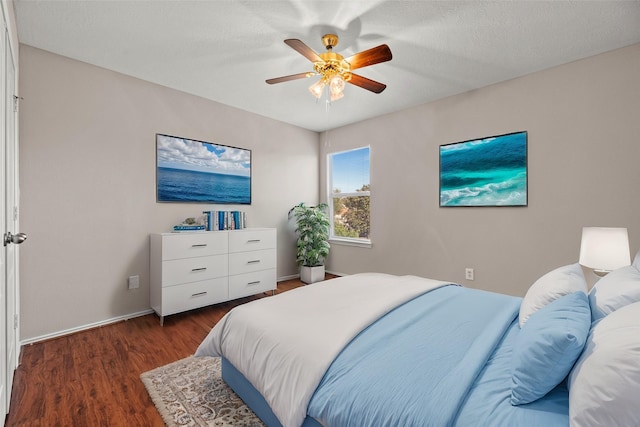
[[329, 237, 372, 249]]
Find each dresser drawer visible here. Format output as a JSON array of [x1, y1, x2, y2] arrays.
[[161, 232, 228, 260], [229, 249, 276, 275], [229, 229, 276, 253], [229, 269, 276, 300], [162, 277, 229, 316], [162, 254, 228, 287]]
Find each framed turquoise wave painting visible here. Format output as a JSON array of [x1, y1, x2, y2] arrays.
[[439, 131, 527, 207]]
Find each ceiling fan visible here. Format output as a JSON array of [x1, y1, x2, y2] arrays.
[[266, 33, 392, 101]]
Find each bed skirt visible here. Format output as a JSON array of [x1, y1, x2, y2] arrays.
[[221, 357, 323, 427]]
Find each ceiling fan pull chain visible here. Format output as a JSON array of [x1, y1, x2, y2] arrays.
[[325, 86, 332, 113]]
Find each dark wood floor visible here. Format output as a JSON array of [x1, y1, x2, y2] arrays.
[[4, 277, 324, 427]]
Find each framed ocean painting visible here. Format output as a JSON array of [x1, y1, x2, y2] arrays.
[[439, 131, 527, 207], [156, 134, 251, 204]]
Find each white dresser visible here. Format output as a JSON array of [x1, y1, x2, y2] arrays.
[[150, 228, 276, 324]]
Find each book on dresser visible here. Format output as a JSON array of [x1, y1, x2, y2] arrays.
[[149, 228, 277, 325]]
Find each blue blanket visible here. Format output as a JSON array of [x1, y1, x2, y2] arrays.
[[307, 285, 521, 427]]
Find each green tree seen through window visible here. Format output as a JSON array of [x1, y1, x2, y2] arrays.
[[333, 184, 370, 239]]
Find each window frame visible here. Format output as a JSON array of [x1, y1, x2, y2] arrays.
[[327, 146, 372, 248]]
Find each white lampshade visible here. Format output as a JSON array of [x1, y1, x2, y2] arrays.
[[579, 227, 631, 272]]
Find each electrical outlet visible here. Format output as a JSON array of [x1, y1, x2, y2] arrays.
[[465, 268, 474, 281], [128, 275, 139, 290]]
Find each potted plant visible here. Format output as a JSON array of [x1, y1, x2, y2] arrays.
[[288, 202, 330, 284]]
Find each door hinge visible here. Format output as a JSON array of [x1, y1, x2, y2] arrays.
[[13, 314, 18, 330], [13, 95, 22, 113]]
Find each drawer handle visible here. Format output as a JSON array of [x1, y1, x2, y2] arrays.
[[247, 281, 261, 286], [191, 267, 207, 272], [192, 244, 208, 248], [191, 291, 207, 297], [247, 260, 261, 264], [247, 239, 261, 243]]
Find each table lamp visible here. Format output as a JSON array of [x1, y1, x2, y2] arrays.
[[579, 227, 631, 276]]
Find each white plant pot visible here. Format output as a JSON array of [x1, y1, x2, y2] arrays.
[[300, 265, 325, 284]]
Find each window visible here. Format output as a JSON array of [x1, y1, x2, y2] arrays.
[[327, 146, 370, 245]]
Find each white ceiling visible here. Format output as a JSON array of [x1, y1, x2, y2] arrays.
[[13, 0, 640, 132]]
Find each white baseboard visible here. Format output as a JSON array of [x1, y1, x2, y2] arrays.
[[20, 309, 154, 346], [278, 270, 347, 281], [326, 270, 346, 277], [277, 274, 300, 282]]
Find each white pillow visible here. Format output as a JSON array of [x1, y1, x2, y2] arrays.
[[588, 264, 640, 322], [568, 301, 640, 427], [519, 263, 587, 328]]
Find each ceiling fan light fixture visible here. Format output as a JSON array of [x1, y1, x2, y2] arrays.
[[309, 79, 326, 99], [329, 74, 345, 96], [330, 89, 344, 102]]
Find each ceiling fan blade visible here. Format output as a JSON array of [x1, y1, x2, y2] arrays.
[[348, 74, 387, 94], [284, 39, 322, 62], [266, 72, 315, 85], [345, 44, 392, 70]]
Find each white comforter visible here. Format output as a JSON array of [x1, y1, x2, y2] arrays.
[[195, 272, 451, 427]]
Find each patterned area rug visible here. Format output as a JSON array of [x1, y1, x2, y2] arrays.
[[141, 356, 265, 427]]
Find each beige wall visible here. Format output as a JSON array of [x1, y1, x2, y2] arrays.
[[18, 45, 319, 341], [18, 42, 640, 341], [322, 43, 640, 297]]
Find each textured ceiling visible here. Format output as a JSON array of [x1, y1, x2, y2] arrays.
[[14, 0, 640, 132]]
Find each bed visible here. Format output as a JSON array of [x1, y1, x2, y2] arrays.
[[196, 257, 640, 427]]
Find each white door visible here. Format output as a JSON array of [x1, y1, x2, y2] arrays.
[[0, 18, 6, 419], [4, 28, 18, 414]]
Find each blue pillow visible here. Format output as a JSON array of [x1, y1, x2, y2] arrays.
[[510, 291, 590, 405]]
